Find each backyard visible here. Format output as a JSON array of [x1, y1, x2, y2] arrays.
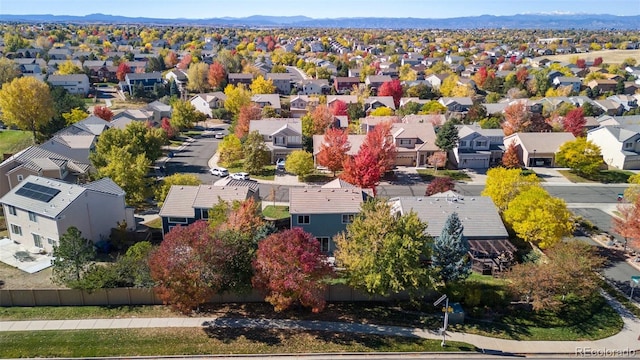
[[0, 130, 33, 156]]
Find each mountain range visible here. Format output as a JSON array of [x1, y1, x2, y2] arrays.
[[1, 13, 639, 29]]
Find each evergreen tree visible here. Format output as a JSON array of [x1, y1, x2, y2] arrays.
[[435, 120, 459, 152], [431, 212, 471, 285]]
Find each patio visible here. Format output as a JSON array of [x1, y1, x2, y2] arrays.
[[0, 238, 53, 274]]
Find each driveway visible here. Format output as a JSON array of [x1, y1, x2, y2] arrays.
[[164, 128, 228, 183]]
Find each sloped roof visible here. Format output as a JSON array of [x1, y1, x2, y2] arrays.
[[289, 187, 368, 214], [1, 176, 88, 218], [159, 185, 253, 218], [389, 194, 508, 239], [249, 118, 301, 136], [81, 178, 125, 196], [313, 134, 365, 156], [3, 146, 92, 174], [506, 132, 575, 153]]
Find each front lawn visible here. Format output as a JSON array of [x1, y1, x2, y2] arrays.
[[0, 130, 34, 155], [417, 169, 471, 181], [0, 328, 474, 358], [262, 205, 290, 220], [557, 170, 633, 184]]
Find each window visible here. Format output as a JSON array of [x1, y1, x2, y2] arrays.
[[16, 175, 23, 182], [342, 214, 355, 224], [168, 217, 188, 224], [28, 211, 37, 222], [297, 215, 310, 224], [32, 234, 42, 248], [7, 205, 16, 216], [624, 142, 633, 149], [47, 238, 57, 247], [459, 140, 467, 147], [399, 139, 412, 145], [10, 224, 22, 236], [475, 141, 487, 147], [317, 237, 330, 253], [274, 136, 285, 145], [200, 209, 209, 219]]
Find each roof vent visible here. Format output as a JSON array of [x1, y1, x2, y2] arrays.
[[417, 198, 422, 201]]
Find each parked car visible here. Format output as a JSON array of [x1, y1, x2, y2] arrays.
[[276, 158, 286, 170], [230, 172, 250, 180], [210, 167, 229, 177], [215, 132, 225, 139]]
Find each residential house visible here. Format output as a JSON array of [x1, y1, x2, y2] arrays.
[[327, 95, 359, 107], [0, 176, 134, 253], [552, 76, 582, 94], [389, 191, 515, 274], [110, 109, 155, 129], [607, 95, 638, 112], [251, 94, 282, 114], [360, 116, 400, 133], [47, 74, 90, 96], [47, 48, 71, 60], [391, 122, 440, 166], [503, 132, 576, 167], [189, 92, 227, 118], [402, 114, 446, 127], [266, 73, 294, 94], [588, 79, 617, 94], [424, 74, 449, 89], [146, 101, 172, 123], [593, 99, 624, 116], [334, 77, 360, 94], [438, 97, 474, 112], [289, 95, 319, 118], [55, 116, 112, 137], [164, 69, 188, 90], [297, 79, 331, 95], [228, 73, 254, 86], [159, 183, 259, 235], [364, 96, 396, 112], [312, 134, 365, 167], [289, 184, 370, 254], [121, 72, 163, 96], [38, 135, 96, 165], [249, 118, 302, 161], [453, 125, 505, 169], [587, 125, 640, 169], [365, 75, 392, 91], [83, 60, 117, 83]]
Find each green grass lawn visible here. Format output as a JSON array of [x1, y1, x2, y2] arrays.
[[0, 305, 177, 321], [262, 205, 290, 220], [557, 169, 633, 183], [417, 169, 471, 181], [0, 328, 474, 358], [0, 130, 34, 155]]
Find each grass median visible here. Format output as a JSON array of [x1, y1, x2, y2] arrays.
[[0, 328, 475, 357]]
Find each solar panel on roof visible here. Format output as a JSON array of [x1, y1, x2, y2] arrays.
[[15, 182, 61, 203]]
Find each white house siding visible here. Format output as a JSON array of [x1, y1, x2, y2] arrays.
[[587, 129, 627, 169], [3, 204, 61, 253], [190, 98, 214, 118]]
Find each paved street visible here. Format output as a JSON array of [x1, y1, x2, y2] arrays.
[[164, 129, 227, 183]]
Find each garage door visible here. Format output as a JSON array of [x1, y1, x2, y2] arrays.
[[459, 158, 488, 169], [395, 155, 415, 166]]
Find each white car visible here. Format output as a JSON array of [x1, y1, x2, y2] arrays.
[[214, 132, 225, 139], [276, 158, 286, 170], [230, 172, 250, 180], [209, 167, 229, 177]]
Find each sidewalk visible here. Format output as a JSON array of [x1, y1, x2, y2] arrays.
[[1, 291, 638, 355]]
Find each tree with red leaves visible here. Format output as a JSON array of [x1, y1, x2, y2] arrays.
[[502, 142, 521, 168], [235, 104, 262, 139], [93, 105, 113, 121], [428, 151, 447, 173], [502, 102, 531, 136], [613, 198, 640, 251], [329, 99, 348, 117], [515, 67, 529, 87], [576, 58, 587, 69], [593, 57, 603, 67], [341, 148, 384, 192], [563, 107, 586, 137], [216, 197, 265, 236], [425, 176, 455, 196], [161, 117, 177, 140], [473, 67, 489, 89], [252, 228, 334, 313], [310, 105, 335, 135], [164, 51, 178, 68], [177, 53, 192, 70], [378, 79, 403, 108], [362, 121, 397, 173], [317, 128, 351, 176], [208, 61, 227, 90], [148, 221, 215, 313], [116, 63, 130, 82]]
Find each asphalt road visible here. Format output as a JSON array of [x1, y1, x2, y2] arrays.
[[164, 128, 228, 182]]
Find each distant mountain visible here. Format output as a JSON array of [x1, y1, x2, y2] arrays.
[[1, 13, 639, 29]]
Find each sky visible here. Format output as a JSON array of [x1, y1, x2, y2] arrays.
[[2, 0, 639, 19]]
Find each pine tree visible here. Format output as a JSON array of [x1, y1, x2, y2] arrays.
[[431, 212, 471, 285], [435, 120, 459, 152]]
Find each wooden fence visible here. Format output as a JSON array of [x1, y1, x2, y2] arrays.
[[0, 285, 408, 307]]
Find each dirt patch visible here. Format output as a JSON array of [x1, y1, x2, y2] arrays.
[[0, 262, 59, 289], [544, 49, 640, 64]]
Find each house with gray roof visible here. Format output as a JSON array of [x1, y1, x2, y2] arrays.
[[0, 146, 93, 198], [159, 184, 258, 235], [0, 175, 134, 253], [266, 73, 294, 94], [503, 132, 575, 167], [47, 74, 90, 96], [249, 118, 302, 162], [39, 134, 96, 164], [55, 116, 112, 137], [587, 125, 640, 169], [289, 186, 370, 254], [121, 72, 163, 96], [453, 124, 505, 169], [389, 191, 515, 274], [251, 94, 282, 114], [190, 92, 227, 118]]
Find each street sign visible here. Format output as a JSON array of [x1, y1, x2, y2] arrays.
[[433, 294, 447, 306]]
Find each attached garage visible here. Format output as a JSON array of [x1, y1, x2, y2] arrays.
[[395, 154, 416, 166], [458, 155, 489, 169]]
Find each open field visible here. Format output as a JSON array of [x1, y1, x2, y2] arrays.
[[0, 130, 33, 156], [543, 49, 640, 64]]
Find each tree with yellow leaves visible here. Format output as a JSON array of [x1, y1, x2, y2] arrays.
[[503, 186, 573, 249], [0, 77, 54, 142], [249, 75, 276, 95], [223, 83, 252, 117], [56, 60, 83, 75], [481, 167, 540, 212], [62, 108, 89, 126]]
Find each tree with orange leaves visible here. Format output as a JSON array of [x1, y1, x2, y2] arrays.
[[235, 104, 262, 138], [316, 128, 351, 176], [502, 142, 521, 168], [208, 61, 227, 90], [613, 198, 640, 251]]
